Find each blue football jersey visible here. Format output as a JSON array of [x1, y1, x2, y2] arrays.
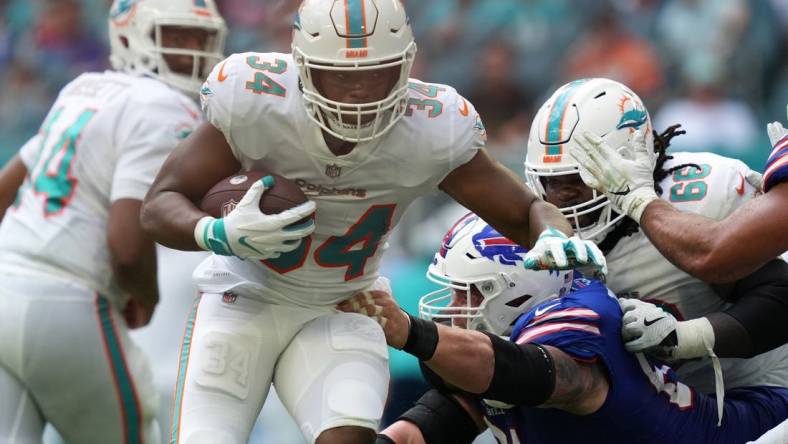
[[480, 278, 788, 444], [764, 134, 788, 192]]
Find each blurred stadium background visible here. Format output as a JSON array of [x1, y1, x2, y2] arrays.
[[1, 0, 786, 443]]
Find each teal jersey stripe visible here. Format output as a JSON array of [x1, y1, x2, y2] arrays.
[[171, 296, 202, 444], [545, 79, 587, 154], [97, 295, 142, 444], [346, 0, 366, 48]]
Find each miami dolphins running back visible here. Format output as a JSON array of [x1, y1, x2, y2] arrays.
[[140, 1, 605, 443]]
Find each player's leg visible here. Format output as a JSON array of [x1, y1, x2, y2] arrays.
[[274, 312, 390, 444], [0, 366, 44, 444], [23, 292, 160, 444], [748, 418, 788, 444], [170, 293, 304, 444]]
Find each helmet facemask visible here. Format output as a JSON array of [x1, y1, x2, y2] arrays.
[[293, 43, 416, 143], [420, 214, 574, 336], [525, 78, 655, 243], [109, 0, 227, 97]]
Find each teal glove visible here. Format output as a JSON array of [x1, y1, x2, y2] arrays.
[[523, 227, 607, 277]]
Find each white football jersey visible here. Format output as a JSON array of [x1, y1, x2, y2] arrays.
[[607, 151, 788, 391], [193, 52, 484, 305], [0, 71, 202, 306]]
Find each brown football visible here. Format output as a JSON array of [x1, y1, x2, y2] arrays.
[[199, 169, 308, 218]]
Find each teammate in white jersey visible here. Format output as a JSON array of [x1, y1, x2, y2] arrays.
[[524, 78, 788, 396], [0, 1, 226, 443], [140, 1, 605, 443]]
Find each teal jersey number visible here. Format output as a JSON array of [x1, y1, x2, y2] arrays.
[[405, 82, 445, 118], [670, 163, 710, 203], [31, 109, 96, 216], [261, 205, 396, 281], [245, 56, 287, 97]]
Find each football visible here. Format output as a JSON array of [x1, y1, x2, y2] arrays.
[[199, 169, 308, 218]]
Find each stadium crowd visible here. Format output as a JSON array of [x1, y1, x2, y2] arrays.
[[0, 1, 787, 443]]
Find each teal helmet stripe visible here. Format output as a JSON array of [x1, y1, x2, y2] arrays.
[[346, 0, 367, 49], [545, 79, 588, 154]]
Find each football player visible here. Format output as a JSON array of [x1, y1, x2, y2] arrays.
[[340, 213, 788, 444], [0, 1, 226, 443], [140, 1, 605, 443], [569, 102, 788, 284], [523, 78, 788, 398]]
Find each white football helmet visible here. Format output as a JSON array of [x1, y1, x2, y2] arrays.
[[524, 78, 655, 243], [292, 0, 417, 142], [108, 0, 227, 97], [420, 213, 573, 336]]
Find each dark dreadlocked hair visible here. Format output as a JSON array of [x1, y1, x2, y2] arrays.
[[597, 124, 698, 254]]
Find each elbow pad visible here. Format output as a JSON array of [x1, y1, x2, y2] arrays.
[[480, 332, 555, 406], [398, 389, 480, 444]]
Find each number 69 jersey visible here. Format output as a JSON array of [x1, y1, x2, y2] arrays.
[[193, 52, 485, 305], [606, 151, 788, 392], [0, 71, 201, 306]]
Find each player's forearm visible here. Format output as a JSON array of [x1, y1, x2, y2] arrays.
[[424, 325, 495, 394], [641, 190, 788, 283], [639, 200, 733, 283], [528, 199, 573, 242], [140, 189, 208, 251]]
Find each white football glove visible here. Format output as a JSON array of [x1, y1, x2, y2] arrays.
[[620, 298, 679, 359], [194, 176, 316, 260], [569, 130, 658, 224], [766, 105, 787, 147], [523, 227, 608, 277], [620, 298, 715, 361]]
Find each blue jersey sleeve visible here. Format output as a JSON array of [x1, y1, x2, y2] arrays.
[[511, 286, 606, 363], [764, 134, 788, 192]]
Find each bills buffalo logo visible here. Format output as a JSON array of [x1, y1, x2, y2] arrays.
[[439, 213, 477, 258], [472, 224, 527, 266]]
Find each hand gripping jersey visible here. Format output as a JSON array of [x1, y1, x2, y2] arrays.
[[194, 52, 484, 305], [604, 151, 788, 392], [0, 71, 201, 306], [764, 134, 788, 192], [481, 278, 788, 444]]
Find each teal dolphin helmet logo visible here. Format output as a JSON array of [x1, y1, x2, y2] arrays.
[[110, 0, 141, 19], [616, 95, 648, 130]]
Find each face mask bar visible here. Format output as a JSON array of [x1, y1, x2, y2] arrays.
[[293, 42, 417, 142], [150, 20, 226, 96], [422, 269, 503, 331]]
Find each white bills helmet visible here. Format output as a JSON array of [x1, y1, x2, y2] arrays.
[[524, 78, 655, 242], [420, 213, 573, 336], [292, 0, 417, 142], [108, 0, 227, 97]]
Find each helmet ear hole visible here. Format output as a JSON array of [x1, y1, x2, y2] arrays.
[[120, 36, 129, 49]]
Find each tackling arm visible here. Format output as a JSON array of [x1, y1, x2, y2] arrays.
[[640, 183, 788, 283], [140, 122, 241, 250]]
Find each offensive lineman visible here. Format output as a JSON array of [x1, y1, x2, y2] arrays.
[[0, 1, 226, 443], [140, 1, 605, 443], [523, 79, 788, 397]]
